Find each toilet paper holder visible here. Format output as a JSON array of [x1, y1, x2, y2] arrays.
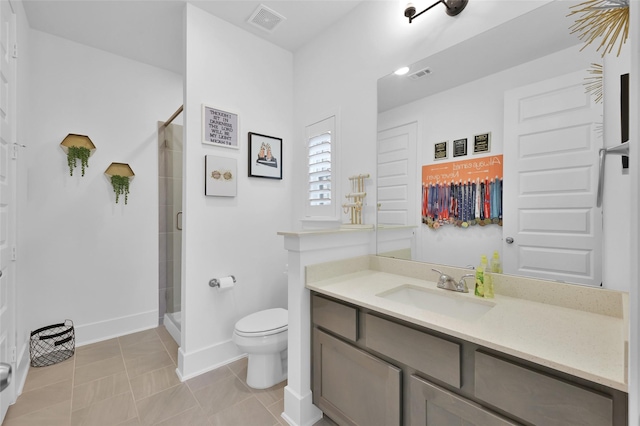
[[209, 275, 236, 288]]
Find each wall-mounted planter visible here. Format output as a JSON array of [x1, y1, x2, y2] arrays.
[[60, 134, 96, 176], [105, 163, 135, 204]]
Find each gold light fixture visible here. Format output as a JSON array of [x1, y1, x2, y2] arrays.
[[584, 62, 603, 104], [568, 0, 629, 57]]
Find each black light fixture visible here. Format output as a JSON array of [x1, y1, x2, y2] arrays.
[[404, 0, 468, 23]]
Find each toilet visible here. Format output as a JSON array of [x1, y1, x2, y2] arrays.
[[232, 308, 288, 389]]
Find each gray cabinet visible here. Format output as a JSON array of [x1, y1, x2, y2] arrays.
[[311, 292, 627, 426], [313, 328, 401, 426], [365, 313, 461, 388], [312, 294, 358, 342], [475, 351, 614, 426], [409, 374, 518, 426]]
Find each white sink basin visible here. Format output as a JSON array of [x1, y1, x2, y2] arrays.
[[376, 284, 495, 321]]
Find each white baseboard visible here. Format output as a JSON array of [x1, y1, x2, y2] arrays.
[[283, 385, 323, 426], [74, 310, 158, 346], [14, 341, 30, 397], [163, 313, 180, 345], [177, 339, 244, 381]]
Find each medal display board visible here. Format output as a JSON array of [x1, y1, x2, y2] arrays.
[[421, 155, 503, 229]]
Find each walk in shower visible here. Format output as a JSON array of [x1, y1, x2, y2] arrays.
[[159, 107, 183, 345]]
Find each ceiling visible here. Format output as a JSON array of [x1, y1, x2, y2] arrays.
[[21, 0, 364, 74], [377, 0, 584, 112]]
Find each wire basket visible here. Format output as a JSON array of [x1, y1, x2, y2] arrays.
[[30, 320, 75, 367]]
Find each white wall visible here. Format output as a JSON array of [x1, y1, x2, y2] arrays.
[[602, 47, 631, 292], [180, 4, 293, 378], [21, 30, 182, 345], [628, 2, 639, 422]]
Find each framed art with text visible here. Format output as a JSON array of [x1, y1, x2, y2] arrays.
[[202, 104, 239, 149], [434, 141, 448, 160]]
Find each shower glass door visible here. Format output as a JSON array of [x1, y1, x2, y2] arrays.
[[159, 122, 183, 343]]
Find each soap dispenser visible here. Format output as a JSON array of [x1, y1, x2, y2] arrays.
[[491, 250, 503, 274], [484, 258, 494, 299], [474, 255, 488, 297]]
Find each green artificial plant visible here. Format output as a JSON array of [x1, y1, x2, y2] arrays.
[[110, 175, 130, 204], [67, 146, 91, 176]]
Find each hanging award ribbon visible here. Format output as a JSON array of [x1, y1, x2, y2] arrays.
[[421, 155, 503, 229]]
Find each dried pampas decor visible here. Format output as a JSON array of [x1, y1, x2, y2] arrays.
[[568, 0, 629, 57], [584, 62, 604, 103]]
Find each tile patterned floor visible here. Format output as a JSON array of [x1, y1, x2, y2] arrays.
[[4, 326, 336, 426]]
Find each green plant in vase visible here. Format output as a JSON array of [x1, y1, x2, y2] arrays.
[[110, 175, 130, 204], [67, 146, 91, 176]]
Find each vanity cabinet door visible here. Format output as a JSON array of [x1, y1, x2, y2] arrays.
[[313, 329, 401, 426], [409, 375, 519, 426]]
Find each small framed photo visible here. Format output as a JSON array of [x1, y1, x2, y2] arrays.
[[473, 132, 491, 154], [205, 156, 237, 197], [248, 132, 283, 180], [453, 138, 468, 157], [202, 104, 239, 149], [434, 141, 448, 161]]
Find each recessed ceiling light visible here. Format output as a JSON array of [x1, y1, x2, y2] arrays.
[[394, 66, 410, 76]]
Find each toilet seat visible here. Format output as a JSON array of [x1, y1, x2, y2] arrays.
[[235, 308, 288, 337]]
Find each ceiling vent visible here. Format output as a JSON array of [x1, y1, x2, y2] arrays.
[[248, 4, 286, 33], [408, 67, 432, 81]]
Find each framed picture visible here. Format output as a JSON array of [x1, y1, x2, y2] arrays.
[[202, 104, 239, 149], [248, 132, 283, 179], [205, 156, 237, 197], [434, 141, 448, 161], [473, 132, 491, 154], [453, 138, 468, 157]]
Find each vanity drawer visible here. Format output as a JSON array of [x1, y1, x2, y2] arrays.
[[312, 294, 358, 342], [364, 313, 461, 388], [474, 351, 613, 426], [409, 374, 518, 426]]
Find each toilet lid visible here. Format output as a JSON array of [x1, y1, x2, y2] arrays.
[[235, 308, 288, 335]]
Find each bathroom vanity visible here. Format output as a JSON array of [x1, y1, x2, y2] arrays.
[[307, 256, 628, 426]]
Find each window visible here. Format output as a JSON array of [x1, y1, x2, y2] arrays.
[[308, 132, 331, 206], [305, 114, 338, 219]]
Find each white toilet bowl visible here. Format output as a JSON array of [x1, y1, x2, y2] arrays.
[[232, 308, 288, 389]]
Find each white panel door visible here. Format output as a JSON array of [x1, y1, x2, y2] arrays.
[[0, 0, 16, 420], [377, 122, 417, 226], [503, 70, 602, 286]]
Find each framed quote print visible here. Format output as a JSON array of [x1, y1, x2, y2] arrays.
[[202, 104, 239, 149]]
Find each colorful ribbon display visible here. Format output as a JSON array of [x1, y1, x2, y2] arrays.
[[422, 177, 503, 229]]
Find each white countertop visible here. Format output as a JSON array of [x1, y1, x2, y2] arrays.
[[307, 269, 628, 392]]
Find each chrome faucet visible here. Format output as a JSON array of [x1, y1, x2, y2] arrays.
[[432, 269, 474, 293]]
